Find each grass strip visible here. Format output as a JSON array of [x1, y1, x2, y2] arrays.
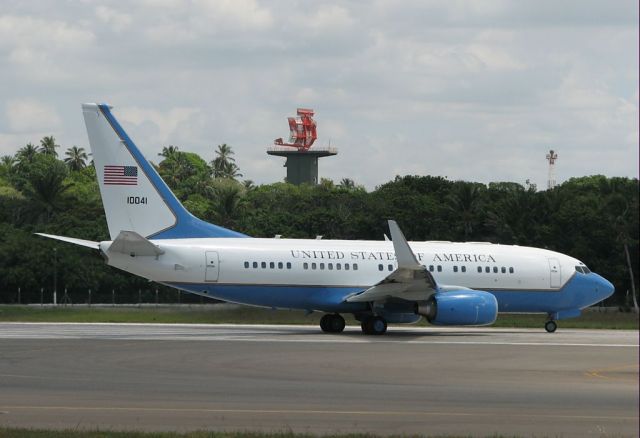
[[0, 304, 637, 329], [0, 429, 519, 438]]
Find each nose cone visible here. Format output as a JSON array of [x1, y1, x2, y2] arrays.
[[594, 273, 615, 300]]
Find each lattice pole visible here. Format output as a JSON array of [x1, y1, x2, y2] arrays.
[[546, 149, 558, 190]]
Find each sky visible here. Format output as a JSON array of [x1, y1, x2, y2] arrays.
[[0, 0, 638, 190]]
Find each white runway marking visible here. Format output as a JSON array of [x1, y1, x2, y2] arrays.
[[0, 322, 636, 347]]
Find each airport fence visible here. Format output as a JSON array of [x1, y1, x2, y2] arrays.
[[0, 285, 222, 305]]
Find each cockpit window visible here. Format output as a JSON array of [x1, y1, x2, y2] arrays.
[[575, 265, 591, 274], [575, 266, 584, 274]]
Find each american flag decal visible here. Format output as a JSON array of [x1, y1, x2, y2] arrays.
[[104, 165, 138, 185]]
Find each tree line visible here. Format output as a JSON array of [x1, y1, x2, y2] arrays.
[[0, 137, 637, 310]]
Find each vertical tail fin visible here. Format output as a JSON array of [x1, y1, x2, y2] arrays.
[[82, 103, 246, 240]]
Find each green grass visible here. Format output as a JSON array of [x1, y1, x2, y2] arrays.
[[0, 429, 519, 438], [0, 304, 637, 329]]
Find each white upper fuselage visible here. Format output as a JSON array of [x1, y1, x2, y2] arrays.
[[102, 237, 578, 292]]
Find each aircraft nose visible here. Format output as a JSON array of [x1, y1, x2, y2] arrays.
[[594, 274, 615, 300]]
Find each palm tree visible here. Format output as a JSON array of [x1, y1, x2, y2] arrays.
[[64, 146, 89, 171], [339, 178, 355, 189], [447, 183, 483, 239], [1, 155, 16, 168], [211, 144, 242, 179], [39, 136, 59, 157], [16, 143, 39, 165], [158, 145, 180, 160], [206, 178, 246, 228]]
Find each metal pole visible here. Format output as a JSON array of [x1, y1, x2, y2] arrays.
[[17, 287, 20, 304], [155, 288, 159, 306], [112, 289, 115, 306], [88, 289, 91, 306], [53, 247, 57, 306], [138, 289, 141, 307], [40, 288, 43, 306]]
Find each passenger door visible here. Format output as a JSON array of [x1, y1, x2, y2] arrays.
[[548, 258, 561, 288]]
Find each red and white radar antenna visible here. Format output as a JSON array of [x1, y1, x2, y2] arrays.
[[546, 149, 558, 190], [274, 108, 318, 151]]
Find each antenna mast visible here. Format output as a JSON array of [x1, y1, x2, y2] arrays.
[[546, 149, 558, 190]]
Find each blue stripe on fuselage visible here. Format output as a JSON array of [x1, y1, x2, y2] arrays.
[[165, 271, 612, 315]]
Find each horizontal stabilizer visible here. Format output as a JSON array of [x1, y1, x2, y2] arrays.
[[108, 230, 164, 257], [35, 233, 99, 250]]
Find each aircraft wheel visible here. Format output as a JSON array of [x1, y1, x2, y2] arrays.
[[320, 314, 331, 332], [545, 320, 557, 333], [320, 314, 345, 333], [362, 316, 387, 335]]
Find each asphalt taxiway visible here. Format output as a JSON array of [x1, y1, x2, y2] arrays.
[[0, 323, 637, 437]]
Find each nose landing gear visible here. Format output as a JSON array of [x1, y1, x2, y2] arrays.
[[544, 320, 557, 333], [320, 313, 345, 333]]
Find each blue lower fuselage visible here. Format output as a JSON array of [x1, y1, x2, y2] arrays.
[[167, 271, 612, 320]]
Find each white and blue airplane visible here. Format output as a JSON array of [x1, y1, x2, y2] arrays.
[[37, 103, 614, 334]]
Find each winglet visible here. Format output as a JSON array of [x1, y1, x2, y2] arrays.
[[388, 220, 420, 268]]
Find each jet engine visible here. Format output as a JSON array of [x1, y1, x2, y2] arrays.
[[416, 290, 498, 326]]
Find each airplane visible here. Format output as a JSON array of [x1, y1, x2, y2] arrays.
[[36, 103, 615, 335]]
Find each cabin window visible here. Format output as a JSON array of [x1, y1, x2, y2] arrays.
[[453, 266, 458, 273], [328, 263, 333, 270], [312, 263, 317, 270], [485, 266, 490, 273], [277, 262, 283, 269], [461, 266, 466, 273], [261, 262, 267, 269], [477, 266, 482, 273], [353, 264, 359, 271], [509, 267, 514, 274], [378, 264, 384, 271], [320, 263, 325, 270], [388, 264, 393, 271], [437, 265, 442, 272], [429, 265, 434, 272], [345, 264, 350, 271], [244, 261, 249, 269], [501, 267, 506, 273], [253, 262, 258, 269], [270, 262, 275, 269], [337, 263, 341, 271], [493, 266, 498, 273], [286, 262, 291, 269], [303, 262, 308, 270]]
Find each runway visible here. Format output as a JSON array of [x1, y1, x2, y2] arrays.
[[0, 323, 638, 437]]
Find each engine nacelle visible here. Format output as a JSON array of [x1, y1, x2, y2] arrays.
[[416, 290, 498, 326]]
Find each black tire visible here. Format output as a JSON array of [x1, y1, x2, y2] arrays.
[[545, 320, 557, 333], [329, 314, 346, 333], [361, 316, 372, 334], [320, 314, 331, 333], [370, 316, 387, 335]]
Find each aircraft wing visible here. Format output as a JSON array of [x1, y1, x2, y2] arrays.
[[346, 220, 438, 303]]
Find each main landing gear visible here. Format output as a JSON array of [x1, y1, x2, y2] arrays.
[[545, 320, 557, 333], [361, 315, 387, 335], [320, 313, 345, 333]]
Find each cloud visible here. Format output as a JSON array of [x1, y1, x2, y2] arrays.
[[5, 99, 62, 133], [0, 1, 636, 191]]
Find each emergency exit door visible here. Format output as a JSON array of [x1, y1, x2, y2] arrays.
[[548, 258, 561, 288], [205, 251, 219, 282]]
